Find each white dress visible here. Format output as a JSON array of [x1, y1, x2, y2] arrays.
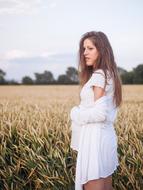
[[70, 69, 119, 190]]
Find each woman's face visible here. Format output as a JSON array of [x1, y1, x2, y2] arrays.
[[83, 38, 99, 66]]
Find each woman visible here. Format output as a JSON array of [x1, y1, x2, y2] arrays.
[[70, 31, 122, 190]]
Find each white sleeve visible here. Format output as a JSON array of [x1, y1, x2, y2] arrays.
[[70, 70, 107, 125], [89, 69, 106, 89], [70, 96, 108, 125], [70, 121, 81, 151]]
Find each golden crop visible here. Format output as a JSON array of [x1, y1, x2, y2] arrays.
[[0, 85, 143, 190]]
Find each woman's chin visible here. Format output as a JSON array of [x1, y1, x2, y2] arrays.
[[86, 62, 93, 66]]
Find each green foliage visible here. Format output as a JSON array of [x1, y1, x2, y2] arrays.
[[22, 76, 34, 84], [121, 71, 134, 84], [66, 67, 78, 83], [0, 69, 6, 84], [120, 64, 143, 84], [133, 64, 143, 84], [1, 64, 143, 85], [57, 74, 71, 84], [34, 71, 55, 84]]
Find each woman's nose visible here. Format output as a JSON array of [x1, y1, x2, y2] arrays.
[[84, 49, 88, 55]]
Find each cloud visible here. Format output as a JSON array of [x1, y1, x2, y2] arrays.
[[0, 49, 77, 82], [0, 49, 29, 61], [0, 49, 75, 61], [49, 2, 57, 8], [0, 0, 55, 15]]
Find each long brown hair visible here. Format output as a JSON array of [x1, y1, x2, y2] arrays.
[[78, 31, 122, 107]]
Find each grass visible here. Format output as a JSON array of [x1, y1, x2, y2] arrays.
[[0, 85, 143, 190]]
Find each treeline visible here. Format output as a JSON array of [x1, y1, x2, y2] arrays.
[[0, 67, 78, 85], [0, 64, 143, 85], [118, 64, 143, 84]]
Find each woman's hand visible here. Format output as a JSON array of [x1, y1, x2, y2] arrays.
[[70, 106, 79, 122]]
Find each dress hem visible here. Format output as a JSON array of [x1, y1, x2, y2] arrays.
[[81, 164, 119, 185]]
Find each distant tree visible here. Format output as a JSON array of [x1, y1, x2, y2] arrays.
[[117, 66, 136, 84], [57, 74, 71, 84], [7, 80, 19, 85], [22, 76, 34, 84], [66, 67, 78, 83], [117, 67, 127, 75], [133, 64, 143, 84], [121, 71, 134, 84], [0, 69, 6, 84], [34, 70, 55, 84]]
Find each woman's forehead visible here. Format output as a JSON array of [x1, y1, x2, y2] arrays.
[[83, 38, 95, 47]]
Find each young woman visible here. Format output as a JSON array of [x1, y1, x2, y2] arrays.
[[70, 31, 122, 190]]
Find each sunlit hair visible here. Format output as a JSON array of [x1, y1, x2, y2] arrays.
[[78, 31, 122, 107]]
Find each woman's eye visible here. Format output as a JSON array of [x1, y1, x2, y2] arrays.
[[83, 47, 93, 51]]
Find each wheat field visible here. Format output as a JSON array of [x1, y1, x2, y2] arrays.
[[0, 85, 143, 190]]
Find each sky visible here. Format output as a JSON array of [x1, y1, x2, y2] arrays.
[[0, 0, 143, 82]]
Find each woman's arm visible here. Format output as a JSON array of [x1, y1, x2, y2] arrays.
[[93, 85, 106, 101], [70, 86, 108, 125]]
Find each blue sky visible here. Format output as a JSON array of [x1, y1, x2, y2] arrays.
[[0, 0, 143, 81]]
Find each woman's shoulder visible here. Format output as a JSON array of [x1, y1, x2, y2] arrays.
[[93, 69, 112, 80], [87, 69, 106, 89], [91, 69, 105, 82], [91, 69, 113, 90], [92, 69, 105, 75], [91, 69, 105, 81]]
